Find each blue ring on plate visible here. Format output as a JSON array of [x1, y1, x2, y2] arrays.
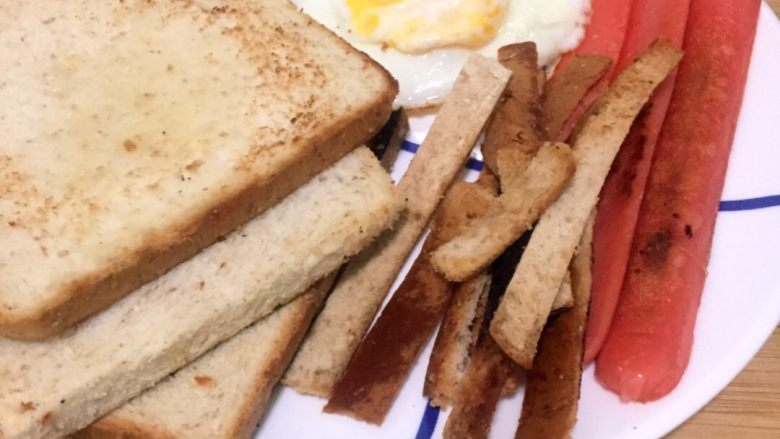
[[414, 402, 440, 439], [719, 194, 780, 211], [401, 139, 779, 212], [402, 140, 779, 438], [401, 140, 484, 172]]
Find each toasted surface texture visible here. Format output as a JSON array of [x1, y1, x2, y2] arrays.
[[542, 54, 612, 140], [443, 334, 514, 439], [516, 214, 593, 439], [324, 181, 493, 424], [431, 142, 575, 282], [490, 40, 682, 368], [75, 274, 336, 439], [424, 274, 490, 407], [0, 148, 401, 439], [481, 42, 543, 176], [284, 55, 511, 397], [0, 0, 396, 339]]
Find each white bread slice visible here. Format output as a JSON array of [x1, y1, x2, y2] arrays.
[[0, 0, 396, 340], [0, 148, 402, 439], [73, 274, 336, 439]]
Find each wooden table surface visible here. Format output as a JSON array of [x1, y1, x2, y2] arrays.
[[667, 2, 780, 437]]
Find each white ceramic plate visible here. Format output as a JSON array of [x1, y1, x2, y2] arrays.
[[258, 5, 780, 438]]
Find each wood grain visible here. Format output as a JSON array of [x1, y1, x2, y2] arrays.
[[768, 0, 780, 16], [668, 328, 780, 438]]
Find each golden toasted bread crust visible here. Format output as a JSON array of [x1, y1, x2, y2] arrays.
[[541, 54, 612, 141], [228, 276, 334, 439], [3, 89, 393, 340], [323, 181, 492, 424], [0, 0, 397, 340]]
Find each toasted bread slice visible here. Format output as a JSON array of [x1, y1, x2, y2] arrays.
[[0, 148, 401, 439], [73, 274, 336, 439], [0, 0, 397, 339]]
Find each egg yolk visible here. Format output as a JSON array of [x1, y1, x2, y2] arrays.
[[346, 0, 508, 53]]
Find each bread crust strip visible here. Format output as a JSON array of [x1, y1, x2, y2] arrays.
[[542, 55, 613, 141], [481, 43, 544, 176], [425, 222, 570, 410], [431, 142, 575, 282], [431, 43, 577, 283], [515, 214, 593, 439], [422, 172, 498, 408], [425, 53, 568, 417], [424, 273, 491, 407], [441, 230, 532, 439], [489, 40, 683, 368], [443, 334, 515, 439], [324, 182, 493, 424], [284, 55, 511, 397]]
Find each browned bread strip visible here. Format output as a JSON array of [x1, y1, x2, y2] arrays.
[[490, 40, 682, 368], [501, 366, 525, 397], [427, 203, 536, 406], [283, 55, 511, 397], [443, 335, 515, 439], [515, 213, 593, 439], [542, 55, 612, 140], [424, 274, 491, 408], [423, 175, 498, 408], [324, 181, 493, 424], [440, 228, 532, 438], [431, 142, 576, 282], [0, 0, 397, 340], [481, 43, 544, 175]]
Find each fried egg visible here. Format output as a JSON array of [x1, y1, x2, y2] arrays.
[[293, 0, 590, 108]]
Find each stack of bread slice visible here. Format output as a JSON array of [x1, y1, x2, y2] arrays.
[[0, 1, 400, 438]]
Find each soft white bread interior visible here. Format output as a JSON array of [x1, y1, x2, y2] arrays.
[[73, 275, 336, 439], [0, 0, 396, 339], [0, 148, 402, 439]]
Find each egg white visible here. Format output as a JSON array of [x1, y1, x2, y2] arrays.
[[293, 0, 590, 108]]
